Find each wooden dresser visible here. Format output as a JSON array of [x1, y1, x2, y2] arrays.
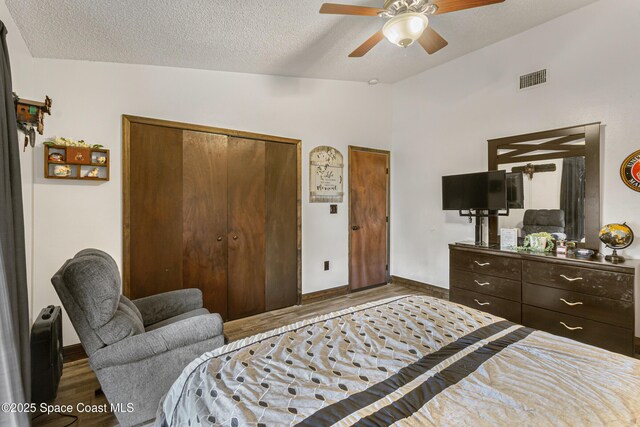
[[449, 244, 637, 356]]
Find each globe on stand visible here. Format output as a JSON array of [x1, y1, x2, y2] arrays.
[[599, 223, 634, 264]]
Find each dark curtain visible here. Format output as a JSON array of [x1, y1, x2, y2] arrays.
[[0, 20, 30, 426], [560, 156, 586, 241]]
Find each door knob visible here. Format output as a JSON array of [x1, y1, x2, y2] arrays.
[[233, 235, 238, 240], [216, 236, 223, 242], [352, 225, 360, 231]]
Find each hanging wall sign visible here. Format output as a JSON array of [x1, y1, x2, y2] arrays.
[[620, 149, 640, 192], [310, 146, 343, 203]]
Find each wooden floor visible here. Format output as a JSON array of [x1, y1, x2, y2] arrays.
[[33, 282, 442, 426]]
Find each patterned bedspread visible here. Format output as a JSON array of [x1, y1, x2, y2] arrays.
[[157, 295, 640, 426]]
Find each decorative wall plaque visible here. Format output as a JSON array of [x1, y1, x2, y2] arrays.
[[310, 146, 343, 203], [620, 149, 640, 192]]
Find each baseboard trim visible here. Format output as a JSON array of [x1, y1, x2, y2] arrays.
[[63, 343, 87, 363], [390, 275, 449, 299], [302, 285, 350, 304]]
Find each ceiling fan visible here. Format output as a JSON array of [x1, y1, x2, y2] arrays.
[[319, 0, 505, 57]]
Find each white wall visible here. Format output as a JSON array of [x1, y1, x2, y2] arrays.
[[1, 1, 36, 322], [391, 0, 640, 333], [21, 60, 390, 345]]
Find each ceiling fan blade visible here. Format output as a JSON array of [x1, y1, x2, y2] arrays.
[[432, 0, 505, 15], [319, 3, 385, 16], [417, 26, 448, 54], [349, 31, 385, 57]]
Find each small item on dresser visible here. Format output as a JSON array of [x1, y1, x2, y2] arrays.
[[522, 232, 554, 252], [565, 241, 577, 253], [575, 248, 594, 258], [599, 223, 634, 264], [556, 240, 567, 255], [500, 228, 518, 250]]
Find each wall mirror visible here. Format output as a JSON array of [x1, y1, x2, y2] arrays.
[[488, 122, 601, 250]]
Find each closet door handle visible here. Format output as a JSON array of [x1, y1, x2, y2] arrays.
[[474, 299, 490, 306], [474, 261, 490, 267], [560, 298, 583, 306], [232, 235, 238, 240], [216, 236, 223, 242], [560, 321, 583, 331], [352, 225, 360, 231], [474, 280, 490, 287]]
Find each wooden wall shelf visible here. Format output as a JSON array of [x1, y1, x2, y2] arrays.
[[44, 145, 110, 181]]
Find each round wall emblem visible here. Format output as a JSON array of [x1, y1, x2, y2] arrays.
[[620, 149, 640, 192]]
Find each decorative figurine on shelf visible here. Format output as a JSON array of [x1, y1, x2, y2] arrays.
[[599, 223, 634, 264], [73, 151, 86, 163], [14, 93, 52, 151], [86, 168, 99, 178], [48, 152, 64, 163], [96, 156, 107, 164], [53, 165, 72, 177]]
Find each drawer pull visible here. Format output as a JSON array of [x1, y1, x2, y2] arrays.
[[474, 261, 491, 267], [560, 274, 583, 282], [474, 280, 490, 287], [474, 299, 490, 306], [559, 321, 583, 331], [560, 298, 583, 306]]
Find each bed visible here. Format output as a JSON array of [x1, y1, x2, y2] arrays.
[[157, 295, 640, 426]]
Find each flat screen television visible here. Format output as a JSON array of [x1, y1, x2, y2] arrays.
[[506, 172, 524, 209], [442, 170, 507, 211]]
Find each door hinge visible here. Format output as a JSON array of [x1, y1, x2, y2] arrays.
[[386, 168, 389, 174], [386, 216, 389, 223], [385, 264, 389, 271]]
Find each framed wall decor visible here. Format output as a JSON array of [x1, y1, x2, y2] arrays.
[[309, 146, 343, 203], [620, 149, 640, 192]]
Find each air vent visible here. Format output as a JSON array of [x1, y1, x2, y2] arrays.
[[519, 69, 548, 90]]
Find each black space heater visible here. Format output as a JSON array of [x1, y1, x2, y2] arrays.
[[30, 305, 63, 404]]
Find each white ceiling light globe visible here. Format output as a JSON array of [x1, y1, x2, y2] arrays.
[[382, 12, 429, 48]]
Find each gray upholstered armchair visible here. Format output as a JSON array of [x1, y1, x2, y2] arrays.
[[51, 249, 224, 426]]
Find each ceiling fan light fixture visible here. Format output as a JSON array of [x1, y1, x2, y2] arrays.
[[382, 12, 428, 48]]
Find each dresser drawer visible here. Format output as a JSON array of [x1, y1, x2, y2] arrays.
[[522, 304, 633, 355], [523, 260, 634, 302], [450, 249, 521, 280], [450, 269, 521, 302], [450, 287, 521, 323], [522, 283, 633, 328]]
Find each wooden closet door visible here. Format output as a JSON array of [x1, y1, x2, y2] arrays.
[[265, 142, 298, 310], [129, 124, 184, 298], [227, 137, 266, 320], [182, 131, 228, 318]]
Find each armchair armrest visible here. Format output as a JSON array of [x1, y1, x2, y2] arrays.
[[89, 313, 223, 370], [132, 288, 203, 326]]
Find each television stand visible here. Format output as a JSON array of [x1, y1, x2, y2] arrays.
[[458, 209, 508, 245]]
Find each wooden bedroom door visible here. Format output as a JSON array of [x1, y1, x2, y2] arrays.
[[265, 142, 298, 311], [129, 123, 185, 299], [227, 137, 266, 320], [349, 147, 390, 291], [125, 116, 301, 321], [182, 131, 229, 319]]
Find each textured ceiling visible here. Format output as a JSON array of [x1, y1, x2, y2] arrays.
[[6, 0, 599, 83]]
